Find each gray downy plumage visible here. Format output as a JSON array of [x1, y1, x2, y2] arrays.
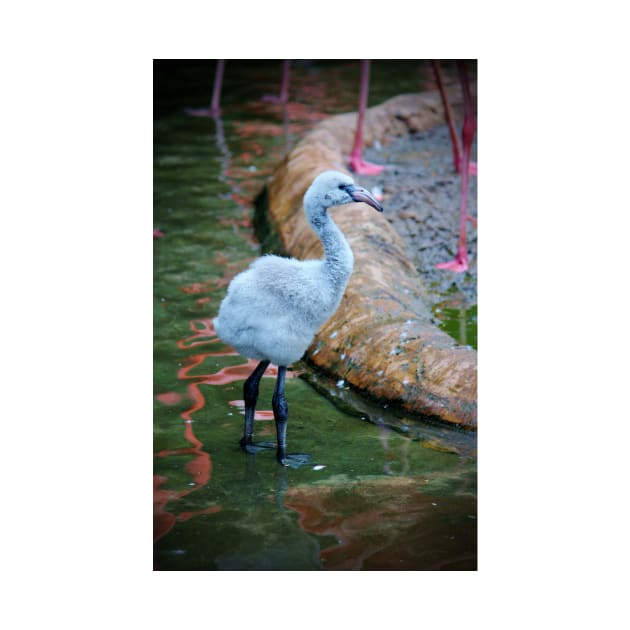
[[214, 170, 383, 367]]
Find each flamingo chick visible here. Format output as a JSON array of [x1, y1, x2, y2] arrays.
[[214, 170, 383, 467]]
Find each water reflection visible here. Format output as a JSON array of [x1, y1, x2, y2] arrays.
[[153, 420, 216, 544], [213, 460, 321, 571], [284, 478, 476, 570], [433, 301, 477, 349], [378, 422, 411, 476], [213, 115, 231, 180], [154, 311, 296, 550]]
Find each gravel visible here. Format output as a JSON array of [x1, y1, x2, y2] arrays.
[[356, 123, 477, 308]]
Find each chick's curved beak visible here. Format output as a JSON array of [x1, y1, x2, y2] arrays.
[[344, 184, 384, 212]]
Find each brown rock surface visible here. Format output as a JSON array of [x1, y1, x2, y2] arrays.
[[261, 90, 477, 429]]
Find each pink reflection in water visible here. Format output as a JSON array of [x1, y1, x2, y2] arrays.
[[176, 318, 220, 349], [153, 416, 217, 544], [155, 391, 183, 406], [229, 399, 275, 420], [284, 484, 476, 570], [155, 314, 292, 549]]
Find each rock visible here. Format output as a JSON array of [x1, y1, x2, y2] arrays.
[[260, 91, 477, 429]]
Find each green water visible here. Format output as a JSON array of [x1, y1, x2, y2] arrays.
[[435, 303, 478, 350], [154, 60, 477, 570]]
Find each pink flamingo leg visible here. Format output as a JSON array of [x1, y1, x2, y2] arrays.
[[261, 60, 291, 103], [432, 60, 477, 176], [436, 61, 476, 272], [349, 60, 385, 175], [185, 60, 225, 118], [209, 59, 225, 113]]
